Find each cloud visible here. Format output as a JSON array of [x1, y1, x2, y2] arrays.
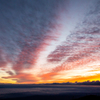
[[2, 73, 38, 84], [40, 72, 58, 81], [47, 0, 100, 72], [6, 71, 14, 76], [47, 44, 73, 63], [0, 1, 67, 69], [0, 0, 68, 83]]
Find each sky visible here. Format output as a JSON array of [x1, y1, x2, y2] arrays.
[[0, 0, 100, 84]]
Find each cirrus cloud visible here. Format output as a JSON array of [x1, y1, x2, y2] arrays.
[[47, 0, 100, 72], [0, 0, 68, 83]]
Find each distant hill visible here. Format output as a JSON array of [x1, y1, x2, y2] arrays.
[[0, 80, 100, 88]]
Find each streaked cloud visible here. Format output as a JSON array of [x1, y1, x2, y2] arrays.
[[1, 0, 100, 84], [0, 0, 68, 83], [47, 0, 100, 70]]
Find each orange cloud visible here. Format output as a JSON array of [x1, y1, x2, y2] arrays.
[[2, 73, 38, 84], [39, 72, 59, 83]]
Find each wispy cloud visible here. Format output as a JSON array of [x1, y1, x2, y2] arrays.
[[0, 0, 68, 83], [47, 0, 100, 72], [1, 0, 100, 84]]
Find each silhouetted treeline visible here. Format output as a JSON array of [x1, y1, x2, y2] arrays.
[[75, 80, 100, 85], [52, 80, 100, 85], [45, 80, 100, 85]]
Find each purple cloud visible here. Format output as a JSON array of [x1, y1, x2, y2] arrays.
[[47, 0, 100, 67], [0, 0, 68, 82]]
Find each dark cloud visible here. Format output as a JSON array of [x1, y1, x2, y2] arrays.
[[0, 0, 68, 82], [47, 0, 100, 68], [6, 71, 14, 76], [0, 49, 8, 68]]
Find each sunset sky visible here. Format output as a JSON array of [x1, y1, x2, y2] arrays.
[[0, 0, 100, 84]]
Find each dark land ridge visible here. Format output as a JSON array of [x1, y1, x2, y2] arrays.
[[0, 80, 100, 88], [0, 93, 100, 100]]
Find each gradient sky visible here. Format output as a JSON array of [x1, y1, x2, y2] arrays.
[[0, 0, 100, 84]]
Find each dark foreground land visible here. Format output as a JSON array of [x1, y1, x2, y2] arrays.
[[0, 93, 100, 100], [0, 84, 100, 100]]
